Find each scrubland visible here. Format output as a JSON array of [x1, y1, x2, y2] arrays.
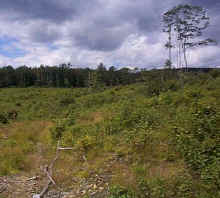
[[0, 69, 220, 197]]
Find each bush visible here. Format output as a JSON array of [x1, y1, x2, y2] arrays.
[[172, 101, 220, 195], [0, 147, 26, 175], [108, 185, 135, 198], [201, 160, 220, 193], [75, 135, 97, 152], [50, 120, 66, 141], [59, 97, 75, 106], [104, 116, 123, 135], [0, 113, 8, 124], [7, 110, 18, 120], [137, 173, 194, 198]]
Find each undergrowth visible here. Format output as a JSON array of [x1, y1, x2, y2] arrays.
[[0, 70, 220, 197]]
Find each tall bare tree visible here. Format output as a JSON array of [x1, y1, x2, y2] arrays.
[[163, 4, 217, 69], [163, 13, 175, 67]]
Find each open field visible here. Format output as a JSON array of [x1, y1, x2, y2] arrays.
[[0, 70, 220, 197]]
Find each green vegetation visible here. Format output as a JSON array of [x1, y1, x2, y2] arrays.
[[0, 63, 140, 88], [0, 69, 220, 197]]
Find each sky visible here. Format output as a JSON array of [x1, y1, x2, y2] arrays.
[[0, 0, 219, 68]]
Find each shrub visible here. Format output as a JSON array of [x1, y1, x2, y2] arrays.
[[201, 160, 220, 193], [104, 116, 123, 135], [0, 113, 8, 124], [59, 97, 75, 106], [75, 135, 97, 152], [50, 120, 66, 141], [137, 173, 194, 198], [108, 185, 135, 198], [7, 110, 18, 120]]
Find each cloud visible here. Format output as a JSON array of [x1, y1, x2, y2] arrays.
[[188, 46, 220, 67], [0, 0, 219, 68], [0, 0, 96, 23], [73, 22, 133, 51]]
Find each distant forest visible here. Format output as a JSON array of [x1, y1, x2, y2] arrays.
[[0, 63, 219, 88], [0, 63, 142, 88]]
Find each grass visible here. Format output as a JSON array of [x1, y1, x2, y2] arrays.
[[0, 72, 220, 197]]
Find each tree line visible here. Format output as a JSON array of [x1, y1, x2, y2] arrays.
[[0, 63, 141, 88], [1, 61, 220, 90]]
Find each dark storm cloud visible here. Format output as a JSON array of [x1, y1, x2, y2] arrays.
[[184, 0, 220, 10], [1, 0, 171, 48], [119, 1, 163, 32], [74, 27, 129, 51], [29, 24, 61, 43], [75, 31, 126, 51], [0, 0, 98, 23], [72, 7, 133, 51], [2, 0, 219, 49], [71, 0, 170, 50]]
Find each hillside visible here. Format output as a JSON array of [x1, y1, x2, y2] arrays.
[[0, 69, 220, 198]]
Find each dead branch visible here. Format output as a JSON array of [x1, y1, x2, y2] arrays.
[[49, 140, 60, 173], [44, 168, 56, 185], [37, 140, 60, 198], [58, 147, 74, 150], [39, 180, 52, 197], [26, 176, 39, 181], [37, 140, 74, 198]]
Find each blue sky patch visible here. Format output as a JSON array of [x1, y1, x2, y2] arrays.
[[0, 36, 26, 58]]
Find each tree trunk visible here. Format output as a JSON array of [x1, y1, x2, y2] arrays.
[[168, 25, 172, 66], [183, 38, 188, 72], [179, 40, 182, 68]]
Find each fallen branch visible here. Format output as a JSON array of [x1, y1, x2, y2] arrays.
[[26, 176, 39, 181], [58, 147, 74, 150], [37, 140, 74, 198], [44, 168, 56, 185], [39, 180, 52, 197], [37, 140, 60, 198], [49, 140, 60, 173]]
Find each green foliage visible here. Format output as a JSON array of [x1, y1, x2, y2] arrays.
[[0, 64, 140, 88], [173, 103, 220, 170], [50, 119, 66, 141], [164, 59, 172, 69], [1, 70, 220, 197], [0, 148, 26, 175], [104, 116, 123, 135], [59, 97, 75, 106], [201, 160, 220, 192], [75, 134, 98, 152], [170, 86, 220, 195], [137, 172, 195, 198], [108, 173, 195, 198], [209, 69, 220, 78], [0, 113, 8, 124], [108, 185, 135, 198]]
